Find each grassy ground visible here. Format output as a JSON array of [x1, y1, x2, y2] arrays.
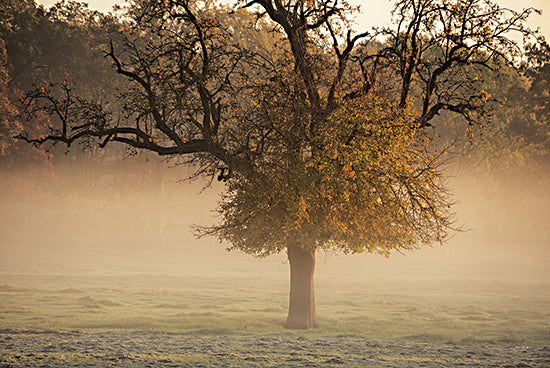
[[1, 269, 549, 367], [1, 269, 548, 346]]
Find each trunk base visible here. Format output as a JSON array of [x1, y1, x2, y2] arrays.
[[285, 245, 317, 329]]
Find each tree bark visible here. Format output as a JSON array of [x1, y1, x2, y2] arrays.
[[285, 245, 317, 329]]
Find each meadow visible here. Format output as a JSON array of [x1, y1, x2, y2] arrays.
[[1, 259, 549, 367], [1, 267, 549, 343]]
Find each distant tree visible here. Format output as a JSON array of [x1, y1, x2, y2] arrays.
[[0, 0, 120, 162], [519, 40, 550, 155], [0, 0, 122, 93], [18, 0, 542, 329], [433, 38, 550, 182], [0, 0, 150, 193], [0, 38, 17, 156], [0, 37, 54, 195]]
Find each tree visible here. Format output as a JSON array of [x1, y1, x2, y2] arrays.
[[433, 37, 550, 183], [0, 38, 18, 156], [0, 35, 52, 175], [1, 0, 162, 196], [17, 0, 542, 329], [0, 0, 123, 93], [0, 0, 123, 163]]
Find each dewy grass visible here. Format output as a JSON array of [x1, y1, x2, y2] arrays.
[[0, 272, 549, 346]]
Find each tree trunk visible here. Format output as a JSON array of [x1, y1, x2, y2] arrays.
[[285, 245, 317, 329]]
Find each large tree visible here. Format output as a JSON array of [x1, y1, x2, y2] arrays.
[[18, 0, 542, 329]]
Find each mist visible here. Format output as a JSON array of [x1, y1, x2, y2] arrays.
[[1, 157, 548, 281]]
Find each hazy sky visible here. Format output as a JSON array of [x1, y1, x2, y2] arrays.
[[35, 0, 549, 38]]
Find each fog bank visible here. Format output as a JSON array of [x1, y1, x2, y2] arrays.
[[1, 160, 549, 283]]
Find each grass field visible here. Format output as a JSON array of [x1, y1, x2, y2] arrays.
[[1, 265, 549, 345], [1, 264, 549, 367]]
